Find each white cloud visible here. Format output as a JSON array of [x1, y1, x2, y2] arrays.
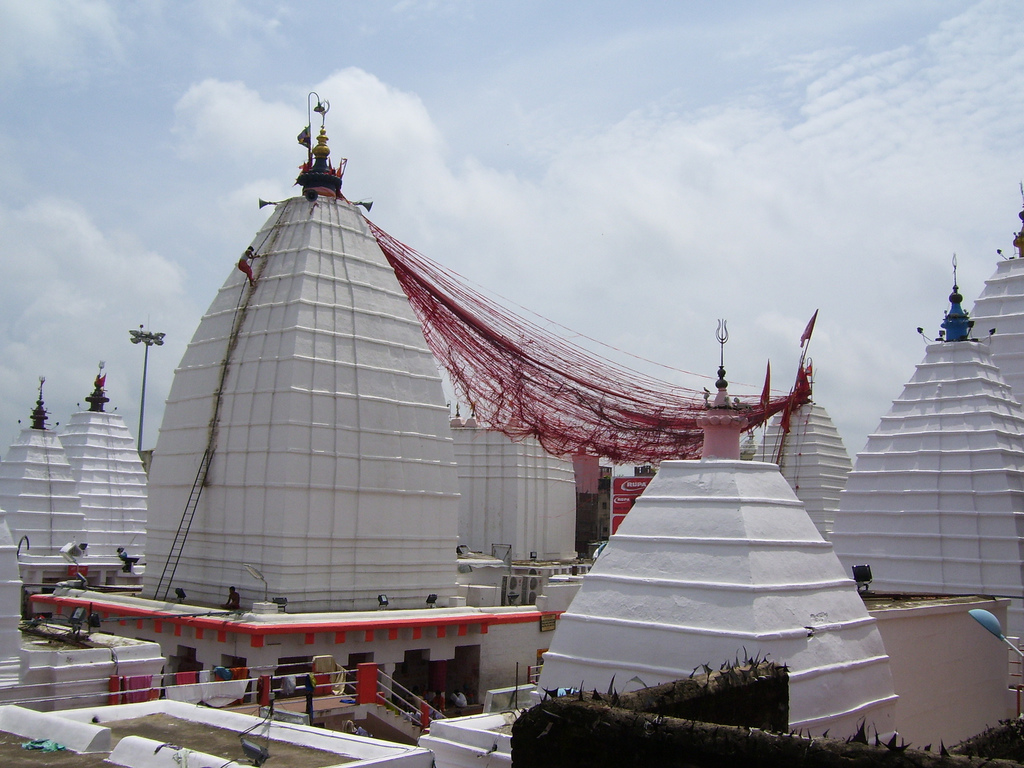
[[173, 80, 303, 163], [3, 2, 1021, 462], [0, 0, 122, 81], [0, 198, 195, 452]]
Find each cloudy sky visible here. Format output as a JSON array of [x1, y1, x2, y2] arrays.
[[1, 0, 1022, 459]]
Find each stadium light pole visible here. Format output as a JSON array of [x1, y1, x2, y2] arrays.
[[129, 325, 165, 451]]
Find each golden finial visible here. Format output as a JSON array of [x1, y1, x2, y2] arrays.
[[312, 126, 330, 159]]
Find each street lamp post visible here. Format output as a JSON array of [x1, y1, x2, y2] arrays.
[[129, 325, 165, 451], [969, 608, 1024, 716]]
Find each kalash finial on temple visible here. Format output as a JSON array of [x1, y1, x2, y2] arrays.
[[295, 92, 345, 201], [699, 319, 750, 460], [29, 376, 48, 430], [85, 362, 109, 413], [939, 254, 974, 342]]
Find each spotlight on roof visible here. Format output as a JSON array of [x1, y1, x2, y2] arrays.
[[69, 606, 88, 638], [240, 736, 270, 767], [377, 594, 389, 610], [174, 588, 187, 603], [426, 594, 438, 608], [852, 564, 873, 595], [59, 542, 87, 564]]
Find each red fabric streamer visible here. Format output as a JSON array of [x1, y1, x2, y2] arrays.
[[800, 309, 818, 348], [368, 220, 809, 463], [759, 361, 771, 412]]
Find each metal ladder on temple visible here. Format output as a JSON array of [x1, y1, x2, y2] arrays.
[[150, 215, 285, 602], [153, 449, 212, 601]]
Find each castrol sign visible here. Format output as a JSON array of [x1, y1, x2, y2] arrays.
[[611, 475, 654, 534]]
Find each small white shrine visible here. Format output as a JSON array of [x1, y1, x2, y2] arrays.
[[450, 412, 577, 561], [761, 401, 852, 540], [59, 370, 148, 559], [0, 383, 86, 557], [143, 123, 461, 611], [538, 355, 896, 738], [832, 275, 1024, 636]]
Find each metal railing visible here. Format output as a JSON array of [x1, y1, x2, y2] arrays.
[[376, 667, 444, 728], [0, 660, 456, 731]]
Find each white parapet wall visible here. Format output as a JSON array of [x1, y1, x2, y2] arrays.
[[0, 705, 110, 752], [10, 631, 165, 711], [33, 699, 436, 766], [868, 596, 1013, 748]]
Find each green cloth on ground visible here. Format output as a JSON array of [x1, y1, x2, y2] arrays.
[[21, 738, 67, 751]]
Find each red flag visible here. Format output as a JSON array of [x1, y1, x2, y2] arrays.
[[95, 374, 106, 389], [800, 310, 819, 348], [759, 361, 771, 411]]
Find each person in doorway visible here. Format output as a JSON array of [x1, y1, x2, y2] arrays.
[[222, 587, 240, 610]]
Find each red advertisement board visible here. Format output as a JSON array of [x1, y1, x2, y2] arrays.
[[611, 476, 654, 534]]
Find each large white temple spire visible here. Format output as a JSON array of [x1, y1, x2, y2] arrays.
[[143, 98, 461, 611], [833, 263, 1024, 636]]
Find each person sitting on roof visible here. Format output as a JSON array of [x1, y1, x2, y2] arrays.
[[116, 547, 140, 573], [222, 586, 240, 610]]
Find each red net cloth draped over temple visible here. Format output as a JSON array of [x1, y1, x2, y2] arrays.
[[369, 220, 807, 464]]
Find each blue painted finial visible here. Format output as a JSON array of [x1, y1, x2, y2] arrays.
[[940, 254, 972, 342]]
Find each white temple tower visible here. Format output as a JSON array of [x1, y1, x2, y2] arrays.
[[832, 276, 1024, 636], [451, 413, 577, 560], [970, 202, 1024, 401], [538, 358, 896, 738], [0, 383, 85, 555], [144, 121, 460, 611], [761, 400, 852, 540], [59, 370, 148, 559]]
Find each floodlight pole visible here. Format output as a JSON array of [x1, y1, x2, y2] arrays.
[[129, 325, 165, 451]]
